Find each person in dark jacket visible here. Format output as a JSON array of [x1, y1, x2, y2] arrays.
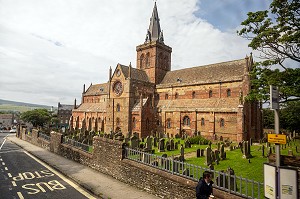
[[196, 171, 213, 199]]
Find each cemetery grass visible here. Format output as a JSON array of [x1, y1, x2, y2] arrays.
[[153, 139, 300, 183]]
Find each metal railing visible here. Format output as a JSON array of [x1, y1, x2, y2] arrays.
[[38, 132, 50, 141], [62, 137, 93, 153], [124, 147, 264, 199]]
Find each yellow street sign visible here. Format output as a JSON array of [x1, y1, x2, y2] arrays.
[[268, 134, 287, 145]]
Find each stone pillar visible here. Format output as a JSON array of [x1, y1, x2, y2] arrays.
[[31, 129, 39, 145], [50, 131, 62, 154]]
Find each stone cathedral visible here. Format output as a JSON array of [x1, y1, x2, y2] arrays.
[[70, 3, 262, 142]]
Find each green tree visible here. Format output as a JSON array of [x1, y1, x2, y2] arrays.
[[280, 101, 300, 132], [238, 0, 299, 69], [20, 109, 51, 127], [238, 0, 300, 103]]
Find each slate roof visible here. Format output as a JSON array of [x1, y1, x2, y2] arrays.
[[158, 59, 246, 87], [58, 104, 73, 110], [74, 103, 107, 112], [119, 65, 150, 82], [83, 83, 108, 96], [157, 98, 240, 112]]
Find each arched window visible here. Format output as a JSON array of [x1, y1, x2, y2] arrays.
[[175, 92, 179, 99], [201, 118, 205, 126], [116, 117, 120, 126], [183, 116, 190, 126], [116, 103, 120, 112], [132, 117, 136, 129], [209, 90, 213, 98], [145, 52, 150, 67], [227, 89, 231, 97], [165, 94, 169, 100], [220, 118, 225, 127], [140, 54, 144, 68], [166, 118, 171, 129], [192, 91, 196, 99]]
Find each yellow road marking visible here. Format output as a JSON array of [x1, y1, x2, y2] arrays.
[[8, 173, 12, 177], [24, 151, 96, 199], [12, 181, 17, 186], [17, 192, 24, 199]]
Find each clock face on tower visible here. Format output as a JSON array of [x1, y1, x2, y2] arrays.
[[113, 81, 123, 96]]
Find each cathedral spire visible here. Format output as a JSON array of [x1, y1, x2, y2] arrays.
[[145, 2, 164, 43]]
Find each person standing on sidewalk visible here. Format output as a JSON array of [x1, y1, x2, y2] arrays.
[[196, 171, 214, 199]]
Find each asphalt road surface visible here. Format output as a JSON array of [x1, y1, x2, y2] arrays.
[[0, 132, 97, 199]]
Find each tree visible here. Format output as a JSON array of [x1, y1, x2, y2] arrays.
[[238, 0, 300, 103], [280, 101, 300, 132], [238, 0, 299, 69], [20, 109, 51, 128]]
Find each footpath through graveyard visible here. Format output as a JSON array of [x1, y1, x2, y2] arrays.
[[7, 136, 161, 199]]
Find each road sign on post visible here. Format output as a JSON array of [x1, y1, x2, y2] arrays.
[[270, 85, 279, 110]]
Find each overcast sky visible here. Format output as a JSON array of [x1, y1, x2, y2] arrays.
[[0, 0, 272, 106]]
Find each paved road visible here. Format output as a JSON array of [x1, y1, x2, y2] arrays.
[[0, 133, 97, 199]]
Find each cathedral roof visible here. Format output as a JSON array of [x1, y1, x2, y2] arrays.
[[158, 59, 247, 87], [74, 102, 107, 112], [119, 65, 150, 82], [157, 98, 240, 112], [83, 83, 108, 96]]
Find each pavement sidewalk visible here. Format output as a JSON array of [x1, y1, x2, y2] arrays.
[[7, 135, 161, 199]]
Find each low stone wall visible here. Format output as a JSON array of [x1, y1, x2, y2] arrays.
[[17, 128, 243, 199]]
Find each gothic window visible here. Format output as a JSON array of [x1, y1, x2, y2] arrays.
[[220, 118, 225, 127], [209, 90, 213, 98], [116, 117, 120, 126], [227, 89, 231, 97], [201, 118, 205, 126], [132, 117, 136, 129], [116, 103, 120, 112], [145, 52, 150, 67], [165, 94, 169, 100], [175, 92, 179, 99], [183, 116, 190, 126], [192, 91, 196, 99], [166, 118, 171, 129], [140, 54, 144, 69], [146, 118, 150, 130]]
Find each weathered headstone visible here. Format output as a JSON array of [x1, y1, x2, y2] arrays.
[[153, 137, 157, 147], [196, 149, 201, 158], [220, 144, 226, 160], [180, 145, 184, 161], [262, 145, 265, 157], [200, 149, 205, 157], [205, 147, 212, 165], [130, 135, 139, 149], [170, 139, 175, 150], [145, 136, 152, 150], [158, 139, 165, 152]]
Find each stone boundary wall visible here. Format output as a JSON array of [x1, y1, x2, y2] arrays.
[[17, 128, 243, 199]]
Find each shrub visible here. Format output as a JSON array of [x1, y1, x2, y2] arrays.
[[187, 136, 209, 145]]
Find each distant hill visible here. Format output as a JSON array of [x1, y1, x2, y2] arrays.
[[0, 99, 53, 113]]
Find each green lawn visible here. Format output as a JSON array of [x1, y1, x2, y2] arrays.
[[146, 138, 300, 183]]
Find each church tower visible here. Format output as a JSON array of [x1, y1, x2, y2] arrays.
[[136, 2, 172, 84]]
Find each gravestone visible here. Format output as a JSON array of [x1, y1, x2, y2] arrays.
[[262, 145, 265, 157], [180, 145, 185, 161], [220, 144, 226, 160], [130, 135, 139, 149], [174, 142, 179, 150], [211, 151, 215, 162], [170, 139, 175, 150], [153, 137, 157, 147], [217, 142, 221, 151], [158, 139, 165, 152], [205, 147, 212, 165], [288, 150, 293, 156], [200, 149, 205, 157], [145, 136, 152, 150], [196, 149, 201, 158]]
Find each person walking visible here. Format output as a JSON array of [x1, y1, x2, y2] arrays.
[[196, 171, 214, 199]]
